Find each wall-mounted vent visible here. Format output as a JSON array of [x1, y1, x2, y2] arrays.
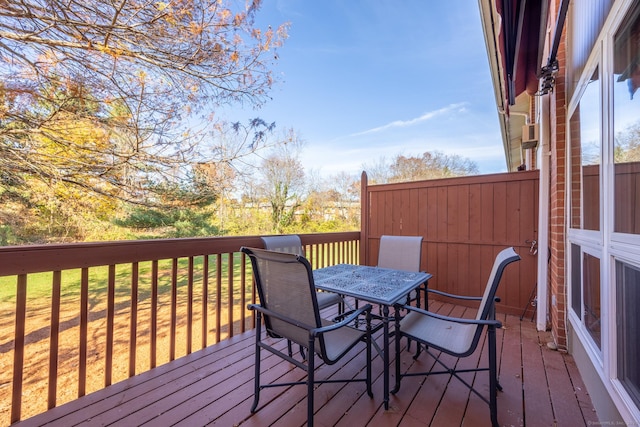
[[522, 123, 539, 149]]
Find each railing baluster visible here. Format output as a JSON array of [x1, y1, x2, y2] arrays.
[[240, 253, 246, 333], [129, 262, 138, 377], [326, 242, 330, 265], [151, 260, 158, 369], [170, 258, 178, 361], [79, 268, 89, 397], [227, 253, 234, 338], [351, 240, 354, 263], [187, 256, 194, 354], [11, 274, 27, 424], [332, 242, 336, 265], [48, 271, 61, 409], [105, 265, 116, 387], [354, 240, 358, 263], [215, 254, 222, 343], [345, 240, 348, 263], [346, 240, 350, 263], [313, 244, 319, 269], [353, 240, 357, 263], [307, 244, 314, 269], [342, 241, 346, 263], [323, 243, 327, 265], [202, 255, 209, 349]]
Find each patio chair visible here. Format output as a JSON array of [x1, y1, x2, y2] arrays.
[[261, 235, 343, 311], [377, 235, 425, 306], [261, 235, 347, 359], [392, 246, 520, 427], [242, 247, 373, 427], [377, 235, 425, 351]]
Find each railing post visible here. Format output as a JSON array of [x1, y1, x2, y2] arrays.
[[360, 171, 369, 266]]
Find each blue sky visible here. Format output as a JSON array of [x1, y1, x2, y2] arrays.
[[220, 0, 506, 177]]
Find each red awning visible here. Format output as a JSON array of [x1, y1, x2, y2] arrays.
[[496, 0, 548, 105]]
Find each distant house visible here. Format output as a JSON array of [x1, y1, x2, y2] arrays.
[[479, 0, 640, 424]]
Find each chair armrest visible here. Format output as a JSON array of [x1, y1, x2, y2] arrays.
[[426, 288, 482, 301], [397, 304, 502, 328], [311, 304, 373, 336], [248, 303, 373, 336], [425, 288, 501, 304], [248, 303, 316, 331]]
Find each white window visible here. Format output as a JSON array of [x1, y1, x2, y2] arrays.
[[616, 260, 640, 409], [613, 2, 640, 235], [569, 244, 602, 350]]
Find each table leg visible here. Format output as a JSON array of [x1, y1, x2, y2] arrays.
[[382, 304, 389, 410]]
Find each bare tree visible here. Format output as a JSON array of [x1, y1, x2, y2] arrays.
[[366, 151, 478, 184], [0, 0, 288, 206], [255, 129, 305, 233], [615, 120, 640, 163], [328, 171, 359, 219], [362, 156, 392, 184]]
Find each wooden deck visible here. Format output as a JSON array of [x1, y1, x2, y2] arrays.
[[14, 301, 599, 427]]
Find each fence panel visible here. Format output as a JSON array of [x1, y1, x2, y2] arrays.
[[361, 171, 539, 315]]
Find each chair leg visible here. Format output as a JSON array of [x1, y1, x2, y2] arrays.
[[408, 284, 428, 356], [488, 303, 501, 393], [392, 310, 402, 394], [423, 283, 428, 309], [307, 336, 315, 427], [488, 325, 499, 427], [412, 341, 423, 359], [366, 312, 373, 397], [405, 293, 413, 352], [251, 313, 263, 413]]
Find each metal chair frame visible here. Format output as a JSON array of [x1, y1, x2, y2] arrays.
[[392, 247, 520, 427], [242, 246, 373, 427]]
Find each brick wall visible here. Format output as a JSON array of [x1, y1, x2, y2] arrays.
[[549, 0, 568, 349]]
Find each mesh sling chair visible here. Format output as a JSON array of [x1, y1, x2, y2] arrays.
[[377, 235, 425, 306], [261, 235, 346, 359], [377, 235, 426, 352], [261, 235, 343, 311], [242, 247, 373, 426], [392, 247, 520, 427]]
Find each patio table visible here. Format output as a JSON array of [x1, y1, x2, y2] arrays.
[[313, 264, 432, 409]]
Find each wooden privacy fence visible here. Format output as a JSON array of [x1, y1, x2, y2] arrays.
[[0, 232, 359, 425], [360, 170, 540, 315]]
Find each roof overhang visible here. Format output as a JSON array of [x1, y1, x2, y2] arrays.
[[478, 0, 549, 171]]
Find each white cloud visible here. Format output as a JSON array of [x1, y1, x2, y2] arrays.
[[349, 103, 468, 136]]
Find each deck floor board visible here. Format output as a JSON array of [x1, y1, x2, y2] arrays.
[[15, 303, 597, 427]]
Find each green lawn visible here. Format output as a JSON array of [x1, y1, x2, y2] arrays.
[[0, 253, 251, 304]]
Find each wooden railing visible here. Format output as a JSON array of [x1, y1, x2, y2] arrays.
[[0, 232, 360, 425]]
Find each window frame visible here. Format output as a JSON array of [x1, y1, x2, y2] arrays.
[[565, 1, 640, 423]]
